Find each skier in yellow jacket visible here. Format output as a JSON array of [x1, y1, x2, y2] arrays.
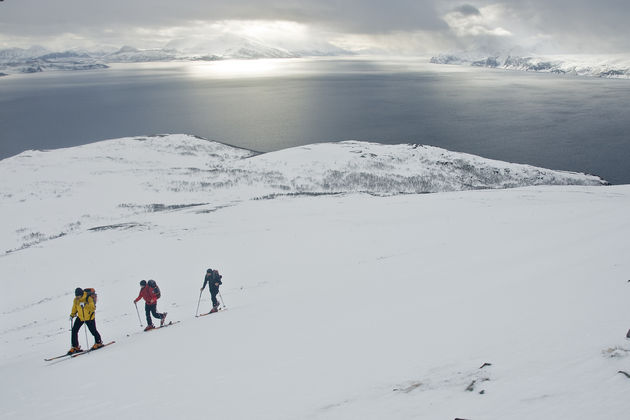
[[68, 287, 103, 354]]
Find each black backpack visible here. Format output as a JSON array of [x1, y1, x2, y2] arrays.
[[148, 280, 161, 299], [212, 270, 222, 284]]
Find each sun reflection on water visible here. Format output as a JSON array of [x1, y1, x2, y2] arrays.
[[185, 58, 291, 78]]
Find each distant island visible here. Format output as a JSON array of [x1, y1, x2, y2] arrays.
[[430, 52, 630, 79]]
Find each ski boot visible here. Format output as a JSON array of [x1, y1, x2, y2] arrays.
[[92, 342, 104, 350], [144, 324, 155, 331], [210, 305, 219, 314], [160, 312, 168, 326], [67, 346, 82, 355]]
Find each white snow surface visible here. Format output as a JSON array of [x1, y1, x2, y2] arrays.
[[1, 134, 629, 420]]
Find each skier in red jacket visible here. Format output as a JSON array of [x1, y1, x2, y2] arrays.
[[134, 280, 167, 331]]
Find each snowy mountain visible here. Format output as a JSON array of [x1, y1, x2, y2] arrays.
[[0, 37, 349, 75], [1, 135, 629, 420], [0, 45, 49, 61], [0, 46, 109, 74], [103, 45, 180, 63], [431, 52, 630, 78], [164, 33, 300, 60]]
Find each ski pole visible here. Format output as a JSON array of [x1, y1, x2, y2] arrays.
[[134, 301, 143, 327], [195, 289, 203, 316], [218, 290, 227, 309], [84, 324, 89, 349]]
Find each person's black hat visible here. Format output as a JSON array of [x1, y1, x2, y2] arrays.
[[139, 280, 147, 286], [147, 280, 156, 287], [75, 287, 83, 297], [207, 268, 213, 273]]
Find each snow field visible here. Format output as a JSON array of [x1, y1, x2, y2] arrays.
[[2, 183, 630, 419]]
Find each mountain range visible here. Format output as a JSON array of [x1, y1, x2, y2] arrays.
[[0, 36, 349, 76], [430, 52, 630, 78]]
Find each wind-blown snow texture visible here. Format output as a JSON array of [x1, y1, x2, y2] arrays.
[[1, 135, 628, 420]]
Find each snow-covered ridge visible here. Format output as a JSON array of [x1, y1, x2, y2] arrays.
[[0, 134, 606, 255], [430, 53, 630, 78]]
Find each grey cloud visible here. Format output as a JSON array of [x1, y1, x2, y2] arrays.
[[452, 4, 481, 17], [1, 0, 630, 53], [0, 0, 447, 35]]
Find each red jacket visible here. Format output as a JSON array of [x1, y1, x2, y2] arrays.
[[134, 285, 159, 305]]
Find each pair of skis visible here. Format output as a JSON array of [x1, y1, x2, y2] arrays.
[[44, 341, 116, 361], [144, 320, 180, 331], [46, 311, 218, 361], [45, 321, 181, 361], [196, 307, 226, 317]]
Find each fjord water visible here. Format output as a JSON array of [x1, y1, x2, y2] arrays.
[[1, 57, 629, 184]]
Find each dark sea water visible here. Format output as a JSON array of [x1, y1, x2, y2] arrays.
[[1, 57, 629, 184]]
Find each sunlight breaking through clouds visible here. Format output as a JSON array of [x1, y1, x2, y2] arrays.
[[1, 1, 630, 56]]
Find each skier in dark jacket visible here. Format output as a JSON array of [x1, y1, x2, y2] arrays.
[[134, 279, 167, 331], [201, 269, 223, 313]]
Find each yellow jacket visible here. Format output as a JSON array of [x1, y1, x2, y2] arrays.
[[70, 292, 96, 321]]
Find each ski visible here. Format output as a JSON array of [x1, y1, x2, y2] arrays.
[[45, 351, 83, 361], [70, 341, 116, 358], [196, 308, 226, 317], [144, 321, 180, 331], [618, 371, 630, 379], [46, 341, 115, 361]]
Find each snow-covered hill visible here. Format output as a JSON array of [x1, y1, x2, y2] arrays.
[[431, 53, 630, 78], [0, 134, 606, 255], [1, 135, 629, 420]]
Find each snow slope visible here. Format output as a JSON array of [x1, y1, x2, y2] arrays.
[[1, 135, 629, 420]]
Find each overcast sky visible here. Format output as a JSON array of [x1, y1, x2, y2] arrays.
[[1, 0, 629, 54]]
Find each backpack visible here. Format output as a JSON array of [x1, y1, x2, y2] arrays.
[[147, 280, 161, 299], [84, 288, 97, 305], [212, 270, 222, 285]]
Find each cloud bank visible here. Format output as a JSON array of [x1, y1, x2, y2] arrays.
[[1, 0, 629, 54]]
